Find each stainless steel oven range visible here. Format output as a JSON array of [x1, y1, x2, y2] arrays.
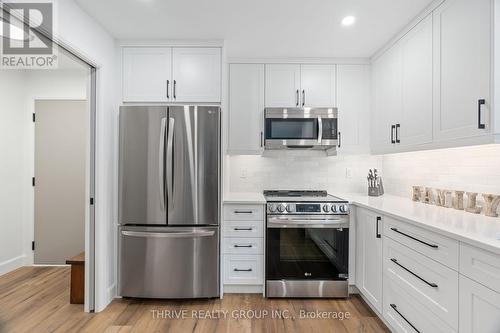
[[264, 190, 349, 298]]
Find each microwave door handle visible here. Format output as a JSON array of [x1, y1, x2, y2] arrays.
[[318, 117, 323, 144]]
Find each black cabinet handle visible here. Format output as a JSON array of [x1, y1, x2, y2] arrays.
[[234, 244, 253, 248], [234, 210, 253, 214], [296, 89, 299, 106], [234, 268, 252, 272], [478, 99, 486, 129], [166, 80, 170, 99], [338, 132, 341, 148], [173, 80, 177, 99], [390, 258, 438, 288], [391, 125, 396, 144], [234, 228, 252, 231], [390, 304, 421, 333], [376, 217, 381, 238], [302, 90, 305, 106], [390, 227, 438, 249], [395, 124, 401, 143], [260, 131, 263, 147]]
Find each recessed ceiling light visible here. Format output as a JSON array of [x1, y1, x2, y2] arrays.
[[341, 16, 356, 27]]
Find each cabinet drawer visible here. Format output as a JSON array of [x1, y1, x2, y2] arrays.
[[384, 237, 459, 330], [383, 276, 456, 333], [223, 204, 264, 221], [223, 255, 264, 285], [460, 243, 500, 294], [384, 216, 459, 270], [223, 238, 263, 255], [223, 221, 264, 238]]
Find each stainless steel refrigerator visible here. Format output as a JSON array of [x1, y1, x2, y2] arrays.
[[118, 105, 220, 298]]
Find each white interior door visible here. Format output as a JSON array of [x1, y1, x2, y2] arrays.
[[300, 64, 336, 107], [34, 100, 88, 264], [432, 0, 491, 141], [172, 47, 221, 102], [122, 47, 172, 102], [265, 64, 301, 107]]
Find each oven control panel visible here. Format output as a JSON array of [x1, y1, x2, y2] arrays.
[[267, 202, 349, 215]]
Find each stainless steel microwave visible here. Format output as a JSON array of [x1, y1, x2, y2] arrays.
[[264, 107, 338, 153]]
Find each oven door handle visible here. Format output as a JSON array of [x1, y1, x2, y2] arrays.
[[267, 217, 349, 229]]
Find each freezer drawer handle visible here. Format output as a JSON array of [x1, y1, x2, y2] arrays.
[[233, 268, 252, 272], [390, 258, 438, 288], [234, 227, 253, 231], [390, 227, 439, 249], [390, 304, 421, 333], [122, 230, 215, 238], [234, 244, 252, 248], [234, 210, 253, 214]]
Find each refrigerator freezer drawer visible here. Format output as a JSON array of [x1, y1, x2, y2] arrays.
[[119, 226, 219, 298]]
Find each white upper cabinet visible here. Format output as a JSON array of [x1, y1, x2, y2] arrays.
[[123, 47, 172, 102], [122, 47, 221, 103], [433, 0, 491, 141], [228, 64, 265, 154], [337, 65, 370, 153], [300, 65, 336, 107], [172, 48, 221, 103], [371, 44, 401, 152], [400, 14, 433, 146], [265, 64, 301, 107]]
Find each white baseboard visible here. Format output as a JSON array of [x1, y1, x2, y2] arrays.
[[223, 284, 263, 294], [0, 255, 27, 276]]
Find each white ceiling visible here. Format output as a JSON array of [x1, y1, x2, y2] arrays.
[[75, 0, 435, 58]]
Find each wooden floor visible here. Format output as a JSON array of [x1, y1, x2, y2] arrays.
[[0, 267, 389, 333]]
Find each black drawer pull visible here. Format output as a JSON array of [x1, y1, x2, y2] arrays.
[[234, 244, 252, 248], [390, 304, 421, 333], [234, 210, 253, 214], [390, 227, 438, 249], [390, 258, 438, 288], [234, 268, 252, 272], [478, 99, 486, 129], [376, 216, 382, 238], [234, 228, 252, 231]]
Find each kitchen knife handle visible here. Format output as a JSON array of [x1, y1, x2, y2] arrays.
[[478, 99, 486, 129], [391, 125, 396, 144]]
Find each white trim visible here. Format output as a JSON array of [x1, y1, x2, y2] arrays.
[[0, 255, 27, 276], [223, 284, 264, 293], [370, 0, 445, 62], [227, 57, 370, 65], [106, 283, 116, 303], [118, 39, 224, 48]]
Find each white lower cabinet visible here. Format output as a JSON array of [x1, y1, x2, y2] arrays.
[[459, 275, 500, 333], [355, 207, 383, 313], [222, 204, 264, 292]]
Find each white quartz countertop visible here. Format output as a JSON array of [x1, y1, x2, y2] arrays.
[[223, 192, 266, 204], [337, 193, 500, 255]]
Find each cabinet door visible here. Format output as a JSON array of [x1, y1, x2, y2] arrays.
[[400, 14, 433, 146], [371, 45, 401, 153], [265, 64, 301, 107], [300, 65, 336, 107], [122, 47, 171, 102], [228, 64, 265, 154], [356, 208, 383, 313], [337, 65, 370, 154], [433, 0, 491, 141], [172, 48, 221, 102], [459, 275, 500, 333]]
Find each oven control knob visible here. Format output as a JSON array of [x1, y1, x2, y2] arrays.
[[277, 204, 286, 213], [322, 204, 330, 212], [286, 204, 293, 213], [339, 205, 348, 213], [331, 205, 338, 213], [268, 204, 277, 213]]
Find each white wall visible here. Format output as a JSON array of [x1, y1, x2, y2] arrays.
[[382, 145, 500, 202], [227, 152, 382, 195], [55, 0, 119, 312], [0, 71, 28, 275]]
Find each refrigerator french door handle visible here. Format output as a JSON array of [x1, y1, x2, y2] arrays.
[[121, 230, 215, 238], [166, 117, 175, 207], [159, 117, 167, 211], [318, 117, 323, 144]]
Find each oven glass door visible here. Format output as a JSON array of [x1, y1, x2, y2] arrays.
[[265, 118, 318, 140], [266, 225, 348, 280]]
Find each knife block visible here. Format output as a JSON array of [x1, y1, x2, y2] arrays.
[[368, 178, 384, 197]]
